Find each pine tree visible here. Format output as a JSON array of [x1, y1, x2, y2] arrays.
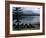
[[13, 7, 23, 30]]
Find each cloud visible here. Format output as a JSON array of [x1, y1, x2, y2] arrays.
[[21, 7, 40, 14]]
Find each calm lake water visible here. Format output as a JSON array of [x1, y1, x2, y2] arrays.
[[13, 16, 40, 25]]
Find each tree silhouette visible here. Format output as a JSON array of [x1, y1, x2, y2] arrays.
[[13, 7, 23, 30]]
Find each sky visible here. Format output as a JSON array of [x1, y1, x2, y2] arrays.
[[13, 7, 40, 14], [21, 7, 40, 14]]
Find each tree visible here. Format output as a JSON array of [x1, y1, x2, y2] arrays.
[[13, 7, 23, 30]]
